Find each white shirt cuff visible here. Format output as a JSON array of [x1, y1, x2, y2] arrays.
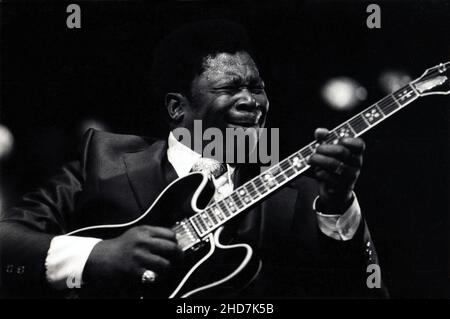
[[313, 192, 362, 241], [45, 235, 102, 290]]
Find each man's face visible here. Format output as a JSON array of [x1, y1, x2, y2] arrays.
[[183, 51, 269, 135]]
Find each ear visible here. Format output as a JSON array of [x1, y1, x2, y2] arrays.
[[165, 93, 187, 124]]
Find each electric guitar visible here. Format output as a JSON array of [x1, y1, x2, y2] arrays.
[[68, 61, 450, 298]]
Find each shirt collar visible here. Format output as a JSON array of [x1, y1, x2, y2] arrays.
[[167, 131, 201, 178], [167, 131, 235, 178]]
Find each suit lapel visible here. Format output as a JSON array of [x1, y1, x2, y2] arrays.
[[122, 140, 178, 211], [262, 186, 298, 236], [234, 165, 299, 243]]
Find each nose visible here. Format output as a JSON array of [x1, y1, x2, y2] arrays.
[[235, 89, 257, 111]]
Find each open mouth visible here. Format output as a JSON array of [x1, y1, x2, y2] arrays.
[[227, 112, 263, 128]]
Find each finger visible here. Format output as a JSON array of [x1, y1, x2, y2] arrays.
[[313, 169, 340, 187], [314, 127, 329, 142], [309, 154, 359, 180], [144, 238, 184, 261], [141, 226, 177, 241], [135, 250, 172, 273], [309, 153, 340, 172], [340, 137, 366, 154], [315, 144, 362, 167]]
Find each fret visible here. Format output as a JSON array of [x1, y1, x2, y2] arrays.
[[269, 164, 286, 183], [211, 204, 226, 221], [377, 95, 399, 116], [375, 102, 386, 116], [217, 200, 231, 217], [262, 170, 278, 189], [223, 196, 238, 214], [391, 93, 402, 108], [310, 142, 321, 153], [231, 192, 244, 209], [194, 214, 206, 233], [279, 159, 296, 177], [283, 166, 296, 178], [393, 84, 418, 106], [288, 153, 307, 172], [334, 122, 356, 139], [299, 146, 313, 162], [245, 182, 260, 199], [237, 187, 252, 205], [279, 159, 291, 170], [275, 173, 287, 184], [200, 210, 214, 228], [189, 216, 199, 234], [209, 207, 221, 225], [362, 104, 384, 125], [348, 114, 369, 134], [324, 130, 340, 145], [205, 207, 218, 225], [254, 175, 268, 194], [193, 215, 207, 234]]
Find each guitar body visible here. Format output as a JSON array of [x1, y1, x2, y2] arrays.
[[69, 172, 261, 298]]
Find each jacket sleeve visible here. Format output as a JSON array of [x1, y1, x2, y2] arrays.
[[0, 129, 94, 297]]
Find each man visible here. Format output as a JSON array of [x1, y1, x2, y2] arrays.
[[0, 20, 385, 298]]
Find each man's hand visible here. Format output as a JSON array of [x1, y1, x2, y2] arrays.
[[308, 128, 365, 214], [83, 225, 184, 289]]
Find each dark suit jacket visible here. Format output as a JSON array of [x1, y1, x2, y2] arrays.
[[0, 129, 387, 298]]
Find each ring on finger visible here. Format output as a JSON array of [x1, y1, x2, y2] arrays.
[[141, 269, 158, 284]]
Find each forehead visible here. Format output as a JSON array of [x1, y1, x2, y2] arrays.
[[201, 52, 260, 82]]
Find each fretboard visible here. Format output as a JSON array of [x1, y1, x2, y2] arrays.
[[189, 83, 420, 238]]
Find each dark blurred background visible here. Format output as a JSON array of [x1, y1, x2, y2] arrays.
[[0, 0, 449, 298]]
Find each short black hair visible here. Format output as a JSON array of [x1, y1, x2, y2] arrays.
[[150, 19, 255, 105]]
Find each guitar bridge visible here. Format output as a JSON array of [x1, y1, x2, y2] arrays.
[[173, 219, 202, 251]]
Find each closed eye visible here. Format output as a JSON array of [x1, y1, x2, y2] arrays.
[[213, 86, 238, 93], [250, 85, 265, 93]]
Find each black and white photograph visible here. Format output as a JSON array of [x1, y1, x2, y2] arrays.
[[0, 0, 449, 306]]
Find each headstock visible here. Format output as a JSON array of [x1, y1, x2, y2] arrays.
[[412, 62, 450, 96]]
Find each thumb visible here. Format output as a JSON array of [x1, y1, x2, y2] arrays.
[[314, 127, 329, 142]]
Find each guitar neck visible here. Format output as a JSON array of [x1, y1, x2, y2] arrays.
[[189, 82, 421, 238]]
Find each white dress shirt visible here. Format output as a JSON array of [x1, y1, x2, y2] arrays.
[[45, 131, 362, 289]]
